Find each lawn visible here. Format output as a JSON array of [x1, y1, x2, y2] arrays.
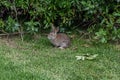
[[0, 36, 119, 80]]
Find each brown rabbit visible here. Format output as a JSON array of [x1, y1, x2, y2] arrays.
[[48, 24, 70, 49]]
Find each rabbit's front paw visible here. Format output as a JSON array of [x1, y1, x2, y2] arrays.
[[59, 47, 64, 49]]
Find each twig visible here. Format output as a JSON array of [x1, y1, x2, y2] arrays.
[[77, 30, 91, 39], [0, 32, 28, 36], [13, 0, 24, 41]]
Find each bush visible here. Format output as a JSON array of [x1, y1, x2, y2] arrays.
[[0, 0, 120, 43]]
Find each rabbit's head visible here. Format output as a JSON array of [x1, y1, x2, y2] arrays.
[[48, 24, 59, 40]]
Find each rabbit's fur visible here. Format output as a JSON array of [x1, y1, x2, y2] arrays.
[[48, 24, 70, 49]]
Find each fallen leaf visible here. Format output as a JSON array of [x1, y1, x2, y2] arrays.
[[81, 44, 90, 47], [76, 54, 98, 61], [72, 47, 78, 50]]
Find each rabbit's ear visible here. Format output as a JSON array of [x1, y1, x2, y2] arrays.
[[55, 27, 59, 33], [51, 23, 55, 30], [50, 23, 59, 33]]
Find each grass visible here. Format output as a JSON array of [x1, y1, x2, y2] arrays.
[[0, 36, 120, 80]]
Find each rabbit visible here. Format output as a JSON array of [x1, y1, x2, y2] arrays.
[[48, 24, 70, 49]]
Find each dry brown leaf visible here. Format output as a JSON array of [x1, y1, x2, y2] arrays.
[[72, 47, 78, 50], [115, 45, 120, 50], [81, 44, 90, 47]]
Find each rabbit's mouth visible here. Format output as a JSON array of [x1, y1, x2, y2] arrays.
[[48, 36, 55, 40], [47, 36, 51, 39], [48, 36, 51, 40], [48, 34, 56, 40]]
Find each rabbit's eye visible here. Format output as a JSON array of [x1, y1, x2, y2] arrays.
[[51, 33, 54, 35], [50, 33, 53, 35]]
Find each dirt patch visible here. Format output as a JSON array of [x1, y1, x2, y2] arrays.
[[0, 38, 18, 48], [115, 45, 120, 51], [0, 37, 35, 51]]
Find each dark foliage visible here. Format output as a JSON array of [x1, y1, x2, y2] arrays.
[[0, 0, 120, 43]]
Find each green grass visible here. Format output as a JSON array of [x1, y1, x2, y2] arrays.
[[0, 36, 120, 80]]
